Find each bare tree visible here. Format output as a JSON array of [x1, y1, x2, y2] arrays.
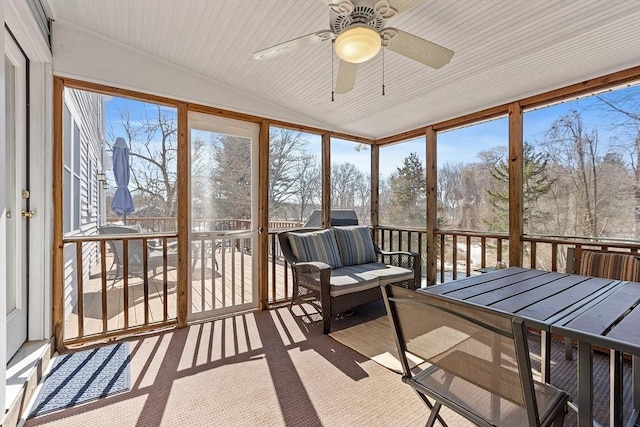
[[294, 156, 321, 222], [543, 111, 603, 236], [268, 128, 317, 217], [438, 162, 465, 221], [596, 91, 640, 238], [108, 104, 180, 218], [330, 162, 370, 224], [332, 163, 364, 207]]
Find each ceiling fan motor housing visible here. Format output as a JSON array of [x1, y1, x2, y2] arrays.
[[331, 3, 385, 34]]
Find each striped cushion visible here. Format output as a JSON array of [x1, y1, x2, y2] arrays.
[[288, 229, 343, 269], [579, 250, 640, 282], [334, 226, 376, 266]]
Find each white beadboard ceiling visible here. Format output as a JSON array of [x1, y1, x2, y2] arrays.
[[45, 0, 640, 140]]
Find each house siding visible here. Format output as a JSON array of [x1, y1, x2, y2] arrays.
[[62, 88, 105, 318]]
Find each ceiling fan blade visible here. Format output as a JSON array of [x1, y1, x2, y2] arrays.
[[253, 30, 335, 60], [335, 60, 358, 94], [381, 28, 454, 69]]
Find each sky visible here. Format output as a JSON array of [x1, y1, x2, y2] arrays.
[[103, 82, 639, 181]]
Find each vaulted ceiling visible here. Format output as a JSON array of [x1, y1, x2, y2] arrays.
[[45, 0, 640, 139]]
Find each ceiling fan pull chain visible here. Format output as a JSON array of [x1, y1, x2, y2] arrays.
[[382, 47, 386, 96], [331, 40, 335, 102]]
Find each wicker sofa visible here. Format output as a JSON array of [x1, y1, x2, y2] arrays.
[[278, 226, 421, 333]]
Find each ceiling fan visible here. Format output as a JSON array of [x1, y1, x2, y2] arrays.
[[252, 0, 454, 95]]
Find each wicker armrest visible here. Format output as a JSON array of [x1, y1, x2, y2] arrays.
[[376, 249, 418, 266], [376, 249, 421, 289], [291, 261, 332, 290], [292, 261, 332, 273]]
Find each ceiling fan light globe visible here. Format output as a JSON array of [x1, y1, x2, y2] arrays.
[[335, 24, 381, 64]]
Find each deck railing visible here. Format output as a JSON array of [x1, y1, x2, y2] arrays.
[[62, 232, 178, 346], [374, 226, 640, 284], [61, 221, 302, 346], [61, 222, 639, 346], [107, 217, 303, 233]]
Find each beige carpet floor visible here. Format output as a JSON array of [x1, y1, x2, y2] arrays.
[[24, 303, 472, 427], [24, 300, 634, 426], [330, 315, 424, 373], [328, 300, 636, 427]]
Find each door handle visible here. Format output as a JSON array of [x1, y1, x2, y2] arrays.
[[21, 210, 36, 219]]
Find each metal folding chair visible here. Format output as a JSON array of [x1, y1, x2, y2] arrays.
[[382, 284, 569, 427]]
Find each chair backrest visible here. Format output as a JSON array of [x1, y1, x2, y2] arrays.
[[98, 225, 145, 273], [567, 247, 640, 282], [382, 284, 545, 426], [277, 228, 321, 265]]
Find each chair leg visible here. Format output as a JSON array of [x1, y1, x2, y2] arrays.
[[425, 402, 442, 427], [541, 330, 552, 383], [564, 337, 574, 360], [290, 283, 299, 308], [191, 250, 198, 271], [552, 405, 567, 427], [322, 314, 331, 334], [413, 390, 448, 427]]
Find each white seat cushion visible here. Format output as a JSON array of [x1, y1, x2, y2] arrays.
[[300, 263, 414, 297]]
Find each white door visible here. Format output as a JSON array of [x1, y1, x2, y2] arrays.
[[4, 31, 29, 361], [188, 112, 259, 321]]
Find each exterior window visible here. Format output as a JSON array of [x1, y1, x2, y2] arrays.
[[523, 83, 640, 270], [379, 137, 427, 228], [331, 138, 371, 225], [267, 127, 322, 225], [437, 118, 509, 232], [63, 103, 83, 234], [523, 84, 640, 241]]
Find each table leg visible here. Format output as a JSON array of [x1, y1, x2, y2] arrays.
[[577, 341, 593, 427], [609, 349, 622, 427], [632, 355, 640, 426], [541, 330, 551, 383]]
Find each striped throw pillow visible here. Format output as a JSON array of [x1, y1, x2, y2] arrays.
[[334, 226, 376, 266], [579, 250, 640, 282], [288, 229, 343, 269]]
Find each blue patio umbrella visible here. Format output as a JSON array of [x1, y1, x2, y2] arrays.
[[111, 137, 135, 223]]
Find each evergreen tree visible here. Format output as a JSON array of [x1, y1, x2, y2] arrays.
[[210, 134, 252, 220], [386, 153, 426, 227], [485, 142, 554, 232]]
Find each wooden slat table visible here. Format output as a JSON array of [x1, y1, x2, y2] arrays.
[[420, 267, 640, 427], [551, 280, 640, 427]]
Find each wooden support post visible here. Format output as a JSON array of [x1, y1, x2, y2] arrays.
[[75, 242, 84, 338], [176, 102, 189, 327], [52, 77, 64, 351], [258, 120, 270, 309], [426, 126, 437, 286], [322, 133, 331, 228], [508, 102, 523, 267], [371, 144, 379, 243]]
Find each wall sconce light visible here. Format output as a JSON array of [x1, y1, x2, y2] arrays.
[[102, 181, 108, 190], [97, 170, 107, 181]]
